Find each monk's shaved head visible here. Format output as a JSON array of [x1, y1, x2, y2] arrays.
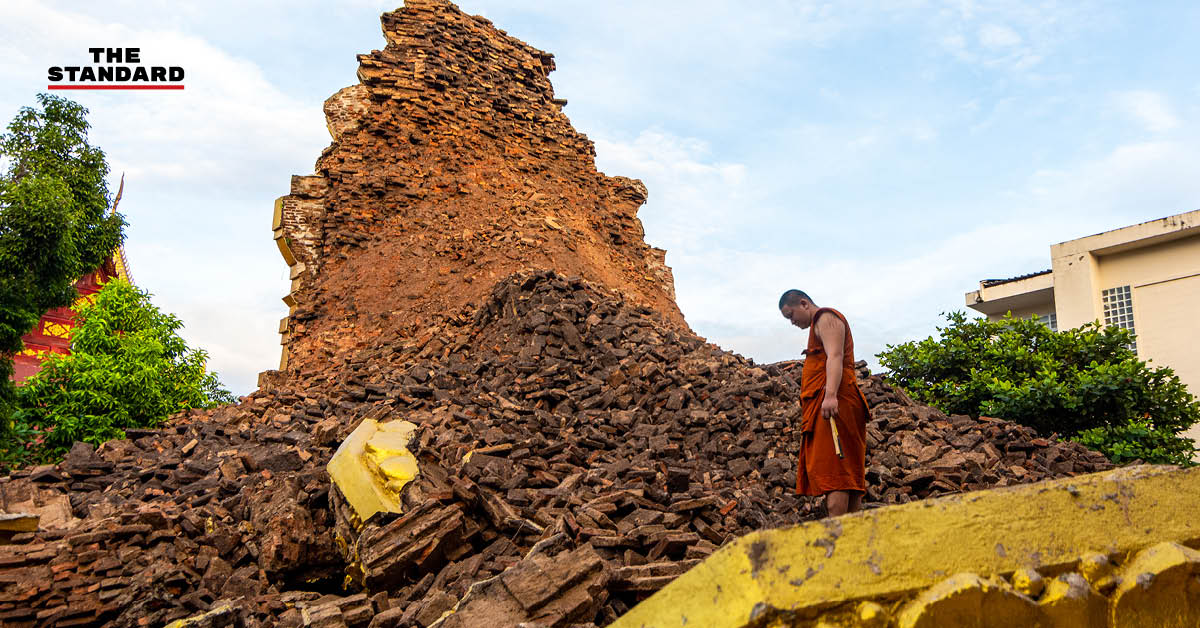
[[779, 289, 815, 310]]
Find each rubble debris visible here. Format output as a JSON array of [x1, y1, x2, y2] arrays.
[[430, 543, 611, 628], [0, 271, 1111, 627]]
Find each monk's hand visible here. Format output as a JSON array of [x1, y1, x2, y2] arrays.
[[820, 395, 839, 419]]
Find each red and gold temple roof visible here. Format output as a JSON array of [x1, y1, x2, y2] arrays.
[[11, 246, 133, 383]]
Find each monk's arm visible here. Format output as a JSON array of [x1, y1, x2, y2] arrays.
[[817, 315, 845, 401]]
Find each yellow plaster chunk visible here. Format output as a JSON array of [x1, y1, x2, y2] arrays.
[[365, 428, 418, 460], [378, 452, 419, 482], [1110, 542, 1200, 628], [895, 573, 1041, 628], [855, 600, 888, 627], [1077, 552, 1112, 585], [1038, 573, 1105, 627], [327, 418, 420, 523], [0, 513, 39, 533], [274, 221, 298, 266], [378, 419, 417, 435], [1012, 567, 1045, 597], [162, 605, 235, 628]]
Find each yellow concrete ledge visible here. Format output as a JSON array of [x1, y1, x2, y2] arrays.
[[272, 196, 285, 231], [274, 229, 298, 267], [612, 465, 1200, 628]]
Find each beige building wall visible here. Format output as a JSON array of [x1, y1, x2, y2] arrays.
[[1133, 274, 1200, 443], [1091, 236, 1200, 444], [1049, 249, 1101, 330], [968, 209, 1200, 447], [1097, 236, 1200, 290], [965, 272, 1055, 323]]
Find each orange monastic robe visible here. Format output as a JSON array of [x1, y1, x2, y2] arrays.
[[795, 307, 869, 496]]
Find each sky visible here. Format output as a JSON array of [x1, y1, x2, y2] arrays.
[[2, 1, 1198, 396]]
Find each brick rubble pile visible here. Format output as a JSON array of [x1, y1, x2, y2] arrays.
[[0, 272, 1111, 627]]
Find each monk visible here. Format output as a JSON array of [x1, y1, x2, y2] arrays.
[[779, 289, 868, 516]]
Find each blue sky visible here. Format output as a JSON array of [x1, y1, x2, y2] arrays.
[[2, 1, 1198, 395]]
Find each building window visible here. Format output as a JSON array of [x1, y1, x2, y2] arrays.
[[1034, 312, 1058, 331], [1102, 285, 1136, 352]]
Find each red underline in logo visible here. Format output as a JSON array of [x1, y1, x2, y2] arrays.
[[47, 85, 185, 90]]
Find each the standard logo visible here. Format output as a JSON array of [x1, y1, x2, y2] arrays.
[[48, 47, 185, 90]]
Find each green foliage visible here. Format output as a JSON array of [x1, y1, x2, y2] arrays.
[[12, 279, 234, 459], [1075, 419, 1197, 466], [0, 420, 57, 471], [878, 311, 1199, 466], [0, 93, 125, 421]]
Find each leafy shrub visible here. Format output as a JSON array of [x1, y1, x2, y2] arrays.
[[12, 279, 234, 460], [1074, 419, 1196, 466], [878, 311, 1198, 466], [0, 421, 56, 471]]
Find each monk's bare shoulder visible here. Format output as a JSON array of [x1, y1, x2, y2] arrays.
[[814, 312, 845, 343]]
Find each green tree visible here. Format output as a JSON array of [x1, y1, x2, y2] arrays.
[[878, 311, 1199, 466], [0, 93, 125, 420], [13, 279, 234, 457]]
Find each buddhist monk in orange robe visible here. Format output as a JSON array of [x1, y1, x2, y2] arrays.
[[779, 289, 868, 516]]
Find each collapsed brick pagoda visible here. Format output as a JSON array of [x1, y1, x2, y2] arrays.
[[0, 2, 1113, 627], [271, 0, 682, 375]]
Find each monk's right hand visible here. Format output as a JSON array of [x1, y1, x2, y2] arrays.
[[820, 395, 839, 419]]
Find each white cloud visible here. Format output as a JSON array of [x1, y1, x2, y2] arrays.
[[174, 299, 285, 396], [593, 128, 749, 252], [502, 0, 856, 123], [1028, 139, 1200, 226], [930, 1, 1102, 76], [127, 232, 290, 395], [938, 32, 975, 63], [907, 121, 938, 142], [1113, 90, 1180, 133], [978, 23, 1022, 48]]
